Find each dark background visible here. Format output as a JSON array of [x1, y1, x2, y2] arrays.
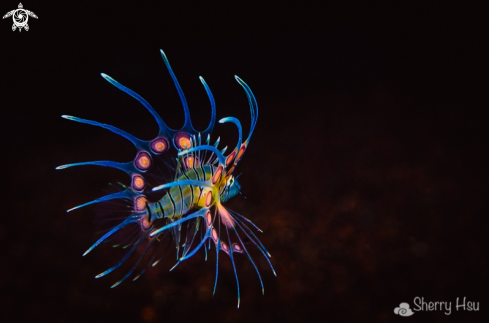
[[1, 1, 487, 322]]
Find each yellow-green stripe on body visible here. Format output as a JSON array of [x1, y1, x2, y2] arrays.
[[159, 165, 214, 219]]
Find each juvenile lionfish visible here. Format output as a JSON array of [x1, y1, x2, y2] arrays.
[[57, 49, 275, 307]]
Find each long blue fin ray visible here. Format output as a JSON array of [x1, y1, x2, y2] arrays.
[[159, 49, 193, 132], [229, 209, 263, 232], [95, 234, 143, 278], [213, 214, 222, 296], [111, 237, 156, 288], [235, 76, 258, 139], [152, 179, 213, 192], [61, 115, 147, 149], [233, 217, 276, 276], [199, 76, 217, 136], [101, 73, 173, 137], [181, 218, 200, 258], [83, 218, 138, 256], [232, 226, 265, 295], [179, 227, 212, 261], [149, 208, 208, 237], [225, 226, 241, 308], [169, 260, 182, 272], [56, 160, 134, 174], [235, 76, 259, 156], [232, 213, 271, 258], [67, 190, 135, 213], [202, 226, 208, 261], [219, 117, 243, 164]]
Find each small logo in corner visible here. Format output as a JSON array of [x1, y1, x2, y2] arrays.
[[3, 3, 38, 32], [394, 302, 414, 317]]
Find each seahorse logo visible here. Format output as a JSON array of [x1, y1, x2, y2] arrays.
[[3, 3, 38, 32]]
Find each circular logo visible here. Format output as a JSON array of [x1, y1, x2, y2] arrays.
[[13, 9, 28, 28]]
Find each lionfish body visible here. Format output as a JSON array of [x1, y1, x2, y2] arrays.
[[57, 50, 275, 307]]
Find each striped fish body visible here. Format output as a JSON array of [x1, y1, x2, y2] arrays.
[[147, 164, 217, 221]]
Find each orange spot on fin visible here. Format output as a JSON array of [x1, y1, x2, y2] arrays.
[[132, 175, 145, 190], [175, 132, 192, 149], [211, 228, 218, 243], [205, 191, 213, 207], [135, 152, 152, 170], [212, 166, 223, 184], [206, 212, 212, 227], [226, 150, 237, 166], [236, 144, 246, 162], [221, 242, 229, 254], [151, 138, 169, 153], [135, 197, 147, 211]]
